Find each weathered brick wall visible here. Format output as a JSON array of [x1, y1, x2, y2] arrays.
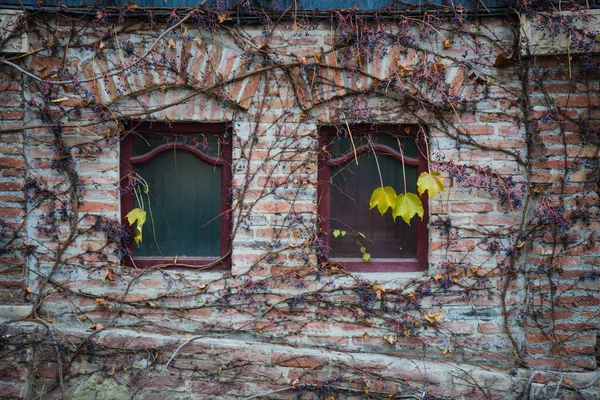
[[0, 61, 26, 303], [524, 55, 600, 371], [0, 8, 598, 400]]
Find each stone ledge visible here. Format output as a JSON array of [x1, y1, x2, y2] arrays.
[[0, 10, 29, 54], [0, 304, 32, 321], [520, 9, 600, 56]]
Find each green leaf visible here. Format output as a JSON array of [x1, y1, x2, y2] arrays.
[[341, 230, 346, 237], [369, 186, 397, 215], [417, 171, 445, 198], [333, 229, 340, 238], [357, 232, 366, 239], [360, 246, 366, 254], [362, 252, 371, 262], [126, 208, 147, 245], [393, 193, 424, 225]]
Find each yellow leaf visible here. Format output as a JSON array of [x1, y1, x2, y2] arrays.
[[392, 193, 424, 225], [443, 346, 452, 356], [424, 312, 441, 324], [433, 273, 442, 281], [363, 332, 370, 339], [450, 273, 462, 283], [369, 186, 397, 216], [372, 283, 385, 300], [417, 171, 445, 198], [168, 39, 176, 50], [126, 208, 146, 245], [95, 298, 107, 308], [217, 13, 232, 23]]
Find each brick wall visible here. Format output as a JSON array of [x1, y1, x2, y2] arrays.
[[0, 61, 26, 303], [0, 9, 598, 400]]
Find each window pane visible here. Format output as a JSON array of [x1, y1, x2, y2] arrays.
[[329, 151, 417, 259], [133, 150, 221, 257]]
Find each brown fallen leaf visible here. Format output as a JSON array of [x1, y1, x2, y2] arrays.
[[104, 268, 117, 282], [382, 335, 397, 345], [51, 97, 70, 103], [431, 61, 447, 75], [493, 52, 513, 68]]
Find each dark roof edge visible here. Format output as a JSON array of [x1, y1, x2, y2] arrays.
[[0, 4, 522, 21]]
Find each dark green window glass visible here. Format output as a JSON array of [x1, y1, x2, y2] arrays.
[[132, 135, 222, 258]]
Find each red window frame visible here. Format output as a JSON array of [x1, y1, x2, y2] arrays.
[[120, 122, 232, 269], [317, 124, 429, 272]]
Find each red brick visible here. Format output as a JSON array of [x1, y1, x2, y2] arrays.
[[460, 125, 494, 135], [477, 323, 503, 333], [554, 96, 599, 107], [0, 83, 21, 93], [0, 111, 24, 120], [0, 207, 23, 217], [271, 352, 327, 369], [0, 384, 25, 398], [525, 332, 569, 344], [451, 202, 493, 213], [0, 280, 24, 289], [555, 296, 600, 307], [474, 215, 519, 226], [0, 182, 24, 191], [549, 345, 594, 356], [79, 202, 118, 213]]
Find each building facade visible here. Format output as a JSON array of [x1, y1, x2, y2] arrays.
[[0, 2, 599, 399]]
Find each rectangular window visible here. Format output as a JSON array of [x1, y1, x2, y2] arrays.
[[317, 125, 428, 272], [120, 122, 231, 269]]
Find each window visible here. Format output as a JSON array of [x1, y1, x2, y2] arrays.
[[317, 125, 428, 272], [120, 122, 231, 268]]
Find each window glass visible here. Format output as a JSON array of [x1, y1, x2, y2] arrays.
[[329, 151, 417, 259], [133, 150, 222, 257]]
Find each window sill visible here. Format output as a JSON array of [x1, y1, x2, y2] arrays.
[[329, 258, 425, 273], [124, 257, 229, 270]]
